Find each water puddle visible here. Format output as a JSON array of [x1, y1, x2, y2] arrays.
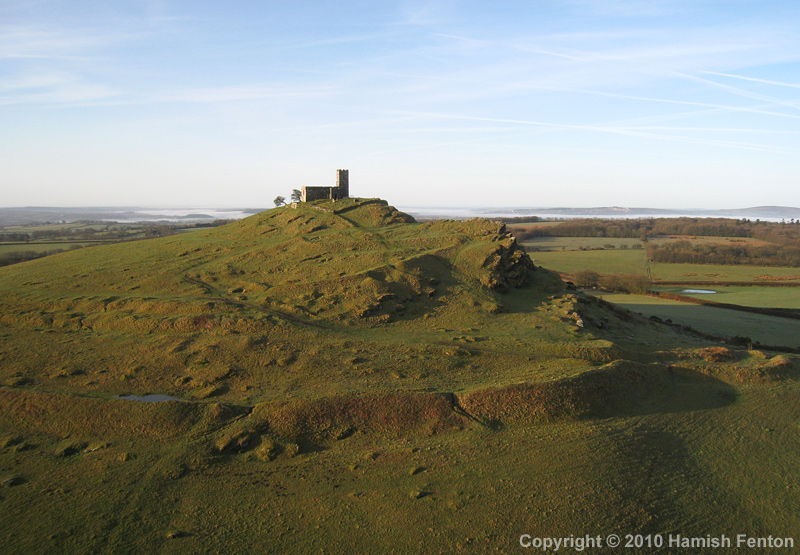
[[682, 289, 717, 294], [115, 394, 181, 402]]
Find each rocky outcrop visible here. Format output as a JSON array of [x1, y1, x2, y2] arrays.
[[480, 236, 537, 292]]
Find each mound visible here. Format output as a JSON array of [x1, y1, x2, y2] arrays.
[[458, 360, 736, 424], [0, 195, 750, 411], [0, 198, 547, 327]]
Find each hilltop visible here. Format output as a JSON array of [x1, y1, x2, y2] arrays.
[[1, 198, 798, 554]]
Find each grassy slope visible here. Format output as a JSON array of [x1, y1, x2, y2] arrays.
[[1, 199, 798, 554]]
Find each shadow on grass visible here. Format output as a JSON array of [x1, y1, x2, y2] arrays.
[[457, 361, 739, 427]]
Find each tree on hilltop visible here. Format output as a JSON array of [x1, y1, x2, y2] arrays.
[[274, 196, 286, 207], [291, 189, 302, 203]]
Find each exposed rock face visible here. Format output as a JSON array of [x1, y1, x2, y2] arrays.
[[480, 236, 537, 292]]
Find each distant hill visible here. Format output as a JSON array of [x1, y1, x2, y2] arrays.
[[0, 206, 263, 226], [5, 204, 800, 227]]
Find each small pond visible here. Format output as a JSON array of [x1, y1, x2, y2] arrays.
[[115, 394, 181, 402], [682, 289, 717, 294]]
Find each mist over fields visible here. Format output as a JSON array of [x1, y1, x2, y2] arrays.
[[3, 205, 800, 227]]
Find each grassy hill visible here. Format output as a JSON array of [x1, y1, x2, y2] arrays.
[[1, 198, 798, 554]]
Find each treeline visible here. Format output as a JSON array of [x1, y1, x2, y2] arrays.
[[0, 219, 234, 243], [497, 216, 543, 224], [0, 245, 85, 267], [573, 270, 651, 294], [648, 219, 751, 237], [0, 227, 129, 242], [514, 217, 800, 266], [195, 219, 236, 228], [646, 241, 800, 267], [519, 220, 651, 240], [515, 217, 800, 242]]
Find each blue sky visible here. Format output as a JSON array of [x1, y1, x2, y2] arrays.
[[2, 1, 800, 209]]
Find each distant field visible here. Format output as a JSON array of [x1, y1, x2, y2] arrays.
[[1, 223, 114, 233], [525, 247, 649, 276], [649, 235, 774, 247], [0, 242, 97, 254], [0, 221, 212, 267], [523, 237, 644, 250], [650, 261, 800, 283], [506, 221, 564, 230], [592, 291, 800, 347], [526, 245, 800, 284], [653, 285, 800, 309]]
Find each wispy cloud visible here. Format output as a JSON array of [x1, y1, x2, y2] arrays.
[[563, 0, 690, 17], [699, 70, 800, 89], [150, 84, 340, 104], [4, 1, 800, 207], [0, 26, 138, 60], [677, 72, 800, 112], [0, 70, 119, 106], [364, 108, 800, 156]]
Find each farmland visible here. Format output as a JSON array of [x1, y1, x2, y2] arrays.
[[528, 247, 649, 276], [0, 221, 229, 267], [511, 218, 800, 348], [653, 285, 800, 309], [593, 292, 800, 348]]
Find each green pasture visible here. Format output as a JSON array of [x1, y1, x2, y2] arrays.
[[592, 291, 800, 347], [1, 222, 109, 233], [526, 248, 649, 276], [653, 285, 800, 309], [650, 261, 800, 283], [526, 245, 800, 286]]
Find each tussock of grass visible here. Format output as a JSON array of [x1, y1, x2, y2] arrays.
[[256, 391, 468, 442]]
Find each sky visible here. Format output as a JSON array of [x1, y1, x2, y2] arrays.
[[2, 1, 800, 209]]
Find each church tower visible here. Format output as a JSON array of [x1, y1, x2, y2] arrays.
[[335, 169, 349, 199]]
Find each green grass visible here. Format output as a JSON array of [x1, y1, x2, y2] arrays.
[[650, 261, 800, 282], [524, 245, 800, 285], [591, 291, 800, 347], [525, 247, 649, 276], [653, 285, 800, 309]]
